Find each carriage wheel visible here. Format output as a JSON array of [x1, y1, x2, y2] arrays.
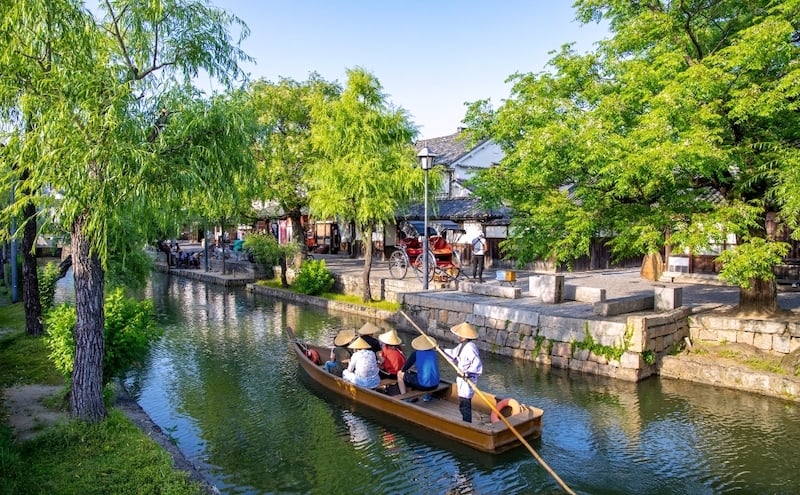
[[388, 250, 408, 279], [412, 249, 436, 283]]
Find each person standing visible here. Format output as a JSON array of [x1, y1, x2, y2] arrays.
[[443, 322, 483, 423], [471, 232, 487, 282]]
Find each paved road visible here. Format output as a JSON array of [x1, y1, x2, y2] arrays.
[[313, 253, 800, 314]]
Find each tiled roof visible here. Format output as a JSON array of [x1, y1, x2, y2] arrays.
[[415, 130, 486, 166], [399, 197, 509, 223]]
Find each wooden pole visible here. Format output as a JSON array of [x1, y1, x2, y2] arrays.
[[399, 310, 576, 495]]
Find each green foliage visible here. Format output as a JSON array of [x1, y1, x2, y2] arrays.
[[716, 237, 790, 289], [44, 304, 77, 380], [38, 262, 62, 313], [291, 259, 335, 296], [5, 410, 203, 495], [0, 332, 65, 388], [466, 0, 800, 276], [249, 75, 341, 245], [46, 289, 162, 384], [572, 325, 632, 363], [642, 350, 656, 365], [243, 233, 296, 267]]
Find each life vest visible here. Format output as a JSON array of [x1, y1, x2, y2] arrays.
[[305, 349, 321, 365]]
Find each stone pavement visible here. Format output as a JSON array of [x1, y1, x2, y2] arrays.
[[313, 253, 800, 316]]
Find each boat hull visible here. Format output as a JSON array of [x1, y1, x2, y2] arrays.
[[287, 327, 543, 454]]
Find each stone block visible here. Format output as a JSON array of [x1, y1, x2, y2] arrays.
[[529, 274, 565, 304], [550, 356, 569, 369], [551, 342, 572, 358], [460, 280, 521, 298], [594, 295, 654, 316], [654, 286, 683, 310], [753, 332, 773, 351], [620, 351, 643, 369], [736, 331, 754, 346], [741, 320, 786, 335], [564, 284, 607, 303], [773, 334, 791, 354]]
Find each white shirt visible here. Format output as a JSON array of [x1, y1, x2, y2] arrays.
[[444, 341, 483, 398], [343, 349, 380, 389], [472, 237, 486, 256]]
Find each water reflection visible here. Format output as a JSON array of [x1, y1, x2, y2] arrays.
[[124, 273, 800, 494]]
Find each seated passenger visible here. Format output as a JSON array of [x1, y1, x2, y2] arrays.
[[357, 322, 383, 354], [377, 329, 406, 379], [397, 335, 440, 401], [324, 328, 356, 375], [342, 337, 380, 389]]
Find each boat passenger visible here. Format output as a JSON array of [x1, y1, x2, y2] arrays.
[[377, 329, 406, 379], [443, 322, 483, 422], [357, 322, 383, 354], [342, 336, 381, 389], [324, 328, 356, 375], [397, 335, 440, 402]]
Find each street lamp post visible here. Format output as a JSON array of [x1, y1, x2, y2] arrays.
[[417, 147, 436, 290]]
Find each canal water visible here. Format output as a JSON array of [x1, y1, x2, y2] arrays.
[[121, 273, 800, 494]]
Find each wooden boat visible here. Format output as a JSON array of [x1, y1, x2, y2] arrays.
[[286, 326, 543, 454]]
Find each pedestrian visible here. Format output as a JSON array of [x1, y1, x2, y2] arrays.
[[443, 322, 483, 422], [397, 334, 440, 402], [471, 232, 487, 282]]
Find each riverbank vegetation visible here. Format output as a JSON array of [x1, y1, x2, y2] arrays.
[[255, 278, 400, 312], [0, 302, 204, 495]]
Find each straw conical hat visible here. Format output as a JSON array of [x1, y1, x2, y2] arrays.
[[450, 322, 478, 340], [411, 335, 437, 351], [348, 336, 372, 350], [378, 329, 402, 346], [358, 322, 382, 336], [333, 328, 356, 347]]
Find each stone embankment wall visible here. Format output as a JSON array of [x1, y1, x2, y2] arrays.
[[688, 315, 800, 354], [657, 314, 800, 401], [397, 293, 691, 382]]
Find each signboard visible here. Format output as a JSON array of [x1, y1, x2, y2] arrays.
[[486, 226, 507, 238]]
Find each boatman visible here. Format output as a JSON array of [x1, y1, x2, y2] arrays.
[[443, 322, 483, 423]]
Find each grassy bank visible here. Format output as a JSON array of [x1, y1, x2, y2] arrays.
[[0, 301, 205, 495]]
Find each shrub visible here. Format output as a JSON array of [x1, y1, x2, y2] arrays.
[[46, 288, 162, 384], [292, 258, 334, 295], [38, 262, 62, 313]]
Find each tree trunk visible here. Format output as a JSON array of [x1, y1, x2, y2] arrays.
[[289, 209, 306, 268], [739, 278, 778, 313], [21, 200, 43, 336], [69, 214, 107, 422], [289, 210, 304, 247], [361, 224, 373, 302], [279, 256, 289, 287]]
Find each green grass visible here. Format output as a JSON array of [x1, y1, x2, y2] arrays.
[[0, 301, 206, 495], [255, 278, 401, 312], [10, 410, 201, 495]]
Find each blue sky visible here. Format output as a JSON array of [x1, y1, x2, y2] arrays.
[[204, 1, 609, 139]]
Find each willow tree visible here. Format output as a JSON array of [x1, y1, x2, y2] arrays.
[[249, 74, 341, 260], [0, 0, 253, 422], [466, 0, 800, 313], [308, 68, 423, 302]]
